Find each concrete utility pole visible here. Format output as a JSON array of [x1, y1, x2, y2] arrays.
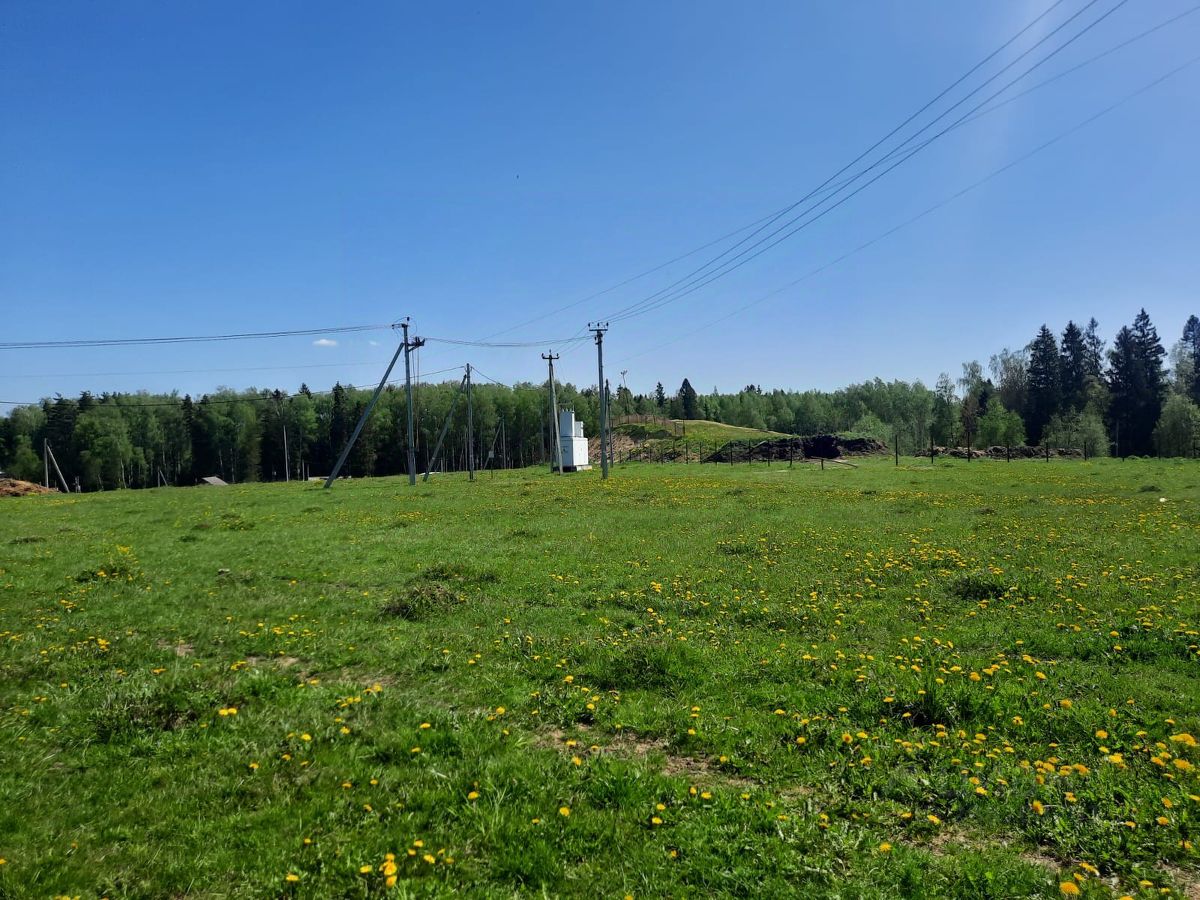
[[43, 439, 49, 490], [423, 372, 467, 482], [44, 442, 69, 494], [589, 323, 609, 479], [325, 319, 422, 489], [275, 395, 291, 482], [604, 378, 613, 471], [466, 363, 475, 482], [542, 352, 562, 473], [401, 319, 425, 486]]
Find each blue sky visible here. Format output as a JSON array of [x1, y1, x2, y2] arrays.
[[2, 1, 1198, 404]]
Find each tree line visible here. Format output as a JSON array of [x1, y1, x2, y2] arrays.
[[2, 309, 1197, 490]]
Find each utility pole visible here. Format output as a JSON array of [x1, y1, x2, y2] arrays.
[[466, 364, 475, 482], [604, 379, 613, 471], [43, 442, 69, 494], [325, 319, 421, 489], [542, 352, 562, 473], [401, 318, 425, 486], [43, 439, 49, 490], [589, 322, 609, 479], [423, 372, 468, 482], [275, 395, 291, 483]]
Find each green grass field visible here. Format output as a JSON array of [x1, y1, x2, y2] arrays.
[[1, 458, 1198, 898], [611, 418, 786, 444]]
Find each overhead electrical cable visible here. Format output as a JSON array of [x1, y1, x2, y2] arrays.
[[763, 2, 1200, 220], [616, 52, 1200, 363], [0, 365, 468, 409], [0, 323, 394, 351], [423, 334, 591, 349], [603, 0, 1132, 325], [473, 0, 1076, 342], [0, 360, 399, 379]]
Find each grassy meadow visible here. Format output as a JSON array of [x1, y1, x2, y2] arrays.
[[1, 457, 1198, 898]]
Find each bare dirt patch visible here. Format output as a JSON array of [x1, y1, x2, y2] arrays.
[[1161, 865, 1200, 900], [0, 478, 52, 497], [535, 727, 756, 787], [245, 654, 305, 670], [155, 640, 194, 657]]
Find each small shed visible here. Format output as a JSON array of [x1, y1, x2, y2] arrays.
[[558, 409, 590, 471], [199, 475, 229, 487]]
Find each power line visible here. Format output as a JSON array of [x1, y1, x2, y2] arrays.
[[0, 323, 394, 351], [604, 0, 1133, 325], [423, 334, 591, 349], [617, 52, 1200, 364], [0, 360, 398, 379], [471, 0, 1075, 342], [0, 365, 468, 409], [752, 3, 1200, 227], [469, 366, 543, 392], [474, 213, 791, 341]]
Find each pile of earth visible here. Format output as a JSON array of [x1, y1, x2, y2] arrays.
[[0, 478, 53, 497], [705, 435, 888, 463], [916, 446, 1085, 460]]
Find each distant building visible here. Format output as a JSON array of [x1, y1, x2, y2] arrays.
[[199, 476, 229, 486], [558, 409, 590, 471]]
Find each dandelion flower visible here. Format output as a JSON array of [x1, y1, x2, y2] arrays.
[[559, 806, 571, 817]]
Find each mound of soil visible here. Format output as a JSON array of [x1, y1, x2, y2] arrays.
[[704, 435, 887, 463], [0, 478, 53, 497], [916, 446, 1085, 460]]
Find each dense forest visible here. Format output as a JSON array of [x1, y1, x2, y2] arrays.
[[2, 309, 1198, 490]]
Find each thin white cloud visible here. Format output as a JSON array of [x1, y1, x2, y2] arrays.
[[368, 340, 380, 346], [312, 338, 338, 347]]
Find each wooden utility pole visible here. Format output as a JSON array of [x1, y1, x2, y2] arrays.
[[542, 352, 562, 473]]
